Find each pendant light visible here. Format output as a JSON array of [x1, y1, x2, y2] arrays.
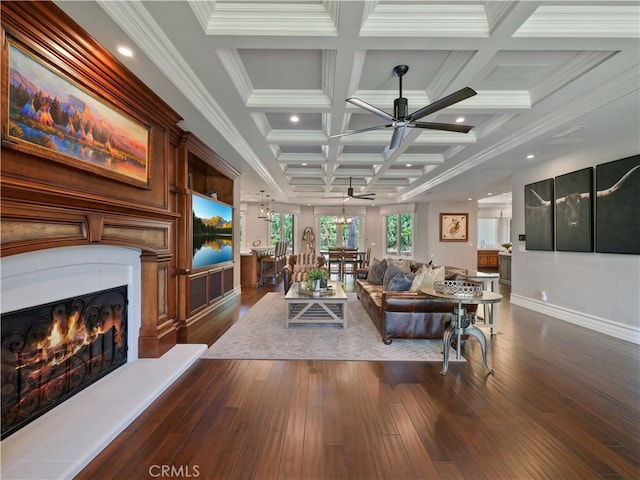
[[336, 195, 352, 226], [258, 190, 266, 218]]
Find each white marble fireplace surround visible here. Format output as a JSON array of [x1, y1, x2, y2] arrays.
[[0, 246, 205, 479]]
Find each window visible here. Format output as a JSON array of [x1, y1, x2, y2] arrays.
[[385, 213, 412, 256], [270, 213, 294, 249], [318, 216, 360, 249]]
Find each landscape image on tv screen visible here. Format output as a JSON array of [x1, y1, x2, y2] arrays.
[[191, 193, 233, 269]]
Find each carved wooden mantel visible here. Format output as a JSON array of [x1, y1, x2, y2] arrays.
[[1, 1, 185, 357]]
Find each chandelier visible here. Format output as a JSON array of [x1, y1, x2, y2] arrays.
[[264, 197, 274, 222], [336, 195, 352, 226], [258, 190, 266, 218]]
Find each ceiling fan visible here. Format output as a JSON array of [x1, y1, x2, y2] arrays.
[[332, 65, 477, 150], [347, 177, 375, 200]]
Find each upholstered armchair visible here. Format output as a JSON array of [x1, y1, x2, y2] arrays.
[[281, 253, 326, 293]]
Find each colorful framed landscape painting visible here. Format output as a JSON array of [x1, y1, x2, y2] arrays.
[[5, 40, 150, 187]]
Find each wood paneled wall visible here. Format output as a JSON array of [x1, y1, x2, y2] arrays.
[[0, 1, 192, 357]]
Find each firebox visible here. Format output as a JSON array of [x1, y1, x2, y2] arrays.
[[1, 285, 128, 439]]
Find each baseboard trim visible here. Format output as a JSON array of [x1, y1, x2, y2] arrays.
[[510, 294, 640, 345]]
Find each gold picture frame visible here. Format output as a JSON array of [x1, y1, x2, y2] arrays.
[[4, 39, 150, 188], [440, 213, 468, 242]]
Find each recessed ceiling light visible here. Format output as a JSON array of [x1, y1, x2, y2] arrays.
[[406, 163, 412, 167], [487, 192, 493, 196], [526, 154, 535, 159], [117, 46, 133, 57], [468, 197, 473, 201], [301, 163, 307, 166], [455, 116, 465, 123], [290, 115, 299, 123]]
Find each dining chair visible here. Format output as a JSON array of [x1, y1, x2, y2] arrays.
[[327, 247, 343, 278], [341, 248, 359, 280], [362, 247, 371, 268]]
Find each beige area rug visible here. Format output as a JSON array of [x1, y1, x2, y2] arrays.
[[201, 292, 463, 362]]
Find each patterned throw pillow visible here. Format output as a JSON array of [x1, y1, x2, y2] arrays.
[[387, 257, 412, 273], [292, 264, 309, 273], [366, 258, 387, 285], [410, 265, 445, 292], [383, 263, 402, 290], [387, 272, 415, 291]]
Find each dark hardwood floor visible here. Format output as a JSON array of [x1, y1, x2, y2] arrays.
[[76, 276, 640, 479]]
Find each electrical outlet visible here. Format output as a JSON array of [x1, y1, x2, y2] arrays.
[[540, 291, 548, 302]]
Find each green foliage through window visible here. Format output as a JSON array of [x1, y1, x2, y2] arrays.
[[386, 213, 412, 256]]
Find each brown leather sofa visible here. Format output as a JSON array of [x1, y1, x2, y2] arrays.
[[355, 261, 478, 344]]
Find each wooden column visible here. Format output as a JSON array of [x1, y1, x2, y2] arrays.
[[139, 252, 176, 357]]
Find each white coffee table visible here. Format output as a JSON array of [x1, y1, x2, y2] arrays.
[[284, 281, 348, 327]]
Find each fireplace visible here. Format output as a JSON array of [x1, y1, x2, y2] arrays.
[[0, 245, 142, 438], [1, 285, 128, 439]]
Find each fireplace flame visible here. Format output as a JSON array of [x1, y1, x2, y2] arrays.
[[17, 312, 120, 371]]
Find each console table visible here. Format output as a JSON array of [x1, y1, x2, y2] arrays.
[[422, 288, 502, 375]]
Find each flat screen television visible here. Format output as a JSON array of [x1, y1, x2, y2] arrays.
[[191, 192, 233, 269]]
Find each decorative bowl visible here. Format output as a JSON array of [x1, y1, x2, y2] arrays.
[[433, 280, 483, 297]]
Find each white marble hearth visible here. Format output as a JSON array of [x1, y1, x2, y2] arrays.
[[1, 344, 206, 480]]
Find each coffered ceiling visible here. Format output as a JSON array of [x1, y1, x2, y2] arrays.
[[55, 1, 640, 206]]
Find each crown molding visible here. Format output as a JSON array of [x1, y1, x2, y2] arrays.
[[515, 5, 640, 38], [97, 0, 282, 194], [197, 1, 337, 36], [361, 3, 490, 37]]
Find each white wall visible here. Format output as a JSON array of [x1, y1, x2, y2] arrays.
[[423, 201, 478, 270], [511, 142, 640, 343], [242, 203, 272, 249]]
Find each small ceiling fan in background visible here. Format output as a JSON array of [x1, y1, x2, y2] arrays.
[[332, 65, 477, 150], [347, 177, 375, 200]]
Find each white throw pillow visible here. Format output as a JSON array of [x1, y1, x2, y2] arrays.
[[410, 265, 445, 292]]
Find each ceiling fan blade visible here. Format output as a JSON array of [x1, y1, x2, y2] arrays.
[[330, 124, 392, 139], [389, 125, 405, 149], [346, 98, 395, 122], [352, 194, 376, 200], [406, 87, 477, 122], [411, 121, 474, 133]]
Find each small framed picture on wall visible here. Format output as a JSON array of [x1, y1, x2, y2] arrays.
[[440, 213, 468, 242]]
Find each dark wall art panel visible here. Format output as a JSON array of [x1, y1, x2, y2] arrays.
[[525, 178, 555, 251], [555, 167, 594, 252], [595, 155, 640, 254]]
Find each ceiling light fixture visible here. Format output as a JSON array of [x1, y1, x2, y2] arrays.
[[336, 195, 352, 226], [455, 116, 465, 123], [264, 195, 271, 221], [258, 190, 266, 218], [117, 46, 133, 57], [526, 154, 535, 159], [290, 115, 299, 123], [265, 198, 275, 222]]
